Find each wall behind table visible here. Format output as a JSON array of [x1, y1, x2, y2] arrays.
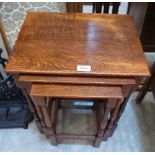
[[0, 2, 66, 49]]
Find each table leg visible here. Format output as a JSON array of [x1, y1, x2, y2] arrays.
[[108, 93, 133, 138], [102, 99, 122, 141], [52, 99, 59, 130], [31, 96, 58, 146], [106, 85, 136, 138], [22, 88, 43, 133], [94, 99, 118, 147]]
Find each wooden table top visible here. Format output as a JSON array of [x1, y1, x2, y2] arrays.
[[30, 84, 123, 99], [6, 12, 150, 77], [18, 74, 136, 85]]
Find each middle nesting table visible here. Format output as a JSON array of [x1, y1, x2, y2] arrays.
[[16, 74, 136, 147]]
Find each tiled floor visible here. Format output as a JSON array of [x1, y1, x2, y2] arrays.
[[0, 92, 155, 152]]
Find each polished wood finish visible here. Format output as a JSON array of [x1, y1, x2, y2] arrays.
[[57, 133, 96, 141], [22, 88, 43, 133], [30, 83, 124, 147], [5, 13, 150, 147], [94, 99, 122, 147], [18, 74, 136, 86], [31, 96, 58, 145], [136, 62, 155, 103], [30, 84, 123, 99], [5, 13, 150, 77]]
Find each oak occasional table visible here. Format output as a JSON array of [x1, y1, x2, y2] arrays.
[[5, 12, 150, 147]]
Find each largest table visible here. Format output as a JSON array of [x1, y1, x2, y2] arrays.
[[5, 13, 150, 147]]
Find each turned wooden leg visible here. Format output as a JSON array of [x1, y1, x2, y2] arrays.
[[41, 105, 57, 145], [95, 100, 105, 130], [31, 97, 49, 137], [92, 99, 101, 111], [52, 99, 59, 130], [22, 88, 43, 133], [102, 99, 122, 141], [109, 85, 136, 138], [94, 99, 117, 148], [31, 96, 58, 146], [55, 99, 61, 109], [31, 98, 46, 127], [46, 97, 52, 114]]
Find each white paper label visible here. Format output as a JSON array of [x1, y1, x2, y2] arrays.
[[77, 65, 91, 72]]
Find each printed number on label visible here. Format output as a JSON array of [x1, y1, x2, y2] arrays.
[[77, 65, 91, 72]]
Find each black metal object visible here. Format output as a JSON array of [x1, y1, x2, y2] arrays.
[[0, 48, 33, 129]]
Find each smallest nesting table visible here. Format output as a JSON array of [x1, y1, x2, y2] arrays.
[[30, 83, 123, 147], [5, 12, 150, 147]]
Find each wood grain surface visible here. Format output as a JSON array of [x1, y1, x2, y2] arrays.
[[5, 12, 150, 77], [30, 84, 123, 99], [18, 74, 136, 85]]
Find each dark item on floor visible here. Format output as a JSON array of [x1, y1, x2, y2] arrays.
[[0, 48, 33, 129], [136, 62, 155, 103]]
